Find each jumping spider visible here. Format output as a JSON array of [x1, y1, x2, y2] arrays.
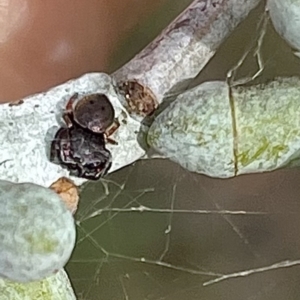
[[50, 93, 119, 180]]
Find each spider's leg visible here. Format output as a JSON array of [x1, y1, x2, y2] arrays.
[[104, 137, 118, 145], [63, 114, 73, 128], [104, 118, 120, 145], [65, 93, 79, 111], [75, 163, 86, 178], [62, 93, 79, 127]]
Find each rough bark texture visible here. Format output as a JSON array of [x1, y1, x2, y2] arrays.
[[113, 0, 261, 109]]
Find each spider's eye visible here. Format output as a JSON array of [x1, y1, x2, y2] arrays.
[[86, 161, 99, 168]]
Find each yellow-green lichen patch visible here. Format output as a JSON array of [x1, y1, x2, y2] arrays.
[[0, 269, 75, 300], [23, 229, 59, 254], [233, 77, 300, 174], [13, 203, 29, 217], [237, 136, 289, 167]]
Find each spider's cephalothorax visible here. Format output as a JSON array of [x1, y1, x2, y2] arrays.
[[63, 93, 115, 134]]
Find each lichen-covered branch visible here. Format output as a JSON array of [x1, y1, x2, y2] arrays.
[[0, 73, 144, 187], [113, 0, 261, 118]]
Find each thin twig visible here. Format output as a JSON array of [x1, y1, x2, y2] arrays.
[[113, 0, 261, 106]]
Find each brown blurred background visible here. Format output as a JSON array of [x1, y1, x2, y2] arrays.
[[0, 0, 171, 102]]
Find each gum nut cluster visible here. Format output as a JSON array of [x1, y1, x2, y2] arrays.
[[0, 180, 76, 283]]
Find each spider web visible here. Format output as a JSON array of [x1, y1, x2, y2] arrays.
[[65, 5, 300, 299], [65, 158, 300, 300]]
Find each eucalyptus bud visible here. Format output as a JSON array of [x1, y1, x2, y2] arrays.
[[148, 78, 300, 178], [0, 180, 76, 282]]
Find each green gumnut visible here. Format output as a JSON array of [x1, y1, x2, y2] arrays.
[[148, 81, 234, 177], [0, 180, 76, 283], [148, 78, 300, 177]]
